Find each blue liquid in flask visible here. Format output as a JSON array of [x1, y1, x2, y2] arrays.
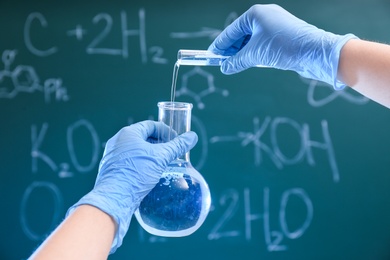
[[135, 160, 210, 236]]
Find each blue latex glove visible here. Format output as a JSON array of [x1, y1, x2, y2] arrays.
[[66, 120, 198, 253], [208, 4, 357, 90]]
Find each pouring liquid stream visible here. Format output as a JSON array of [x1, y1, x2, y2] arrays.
[[168, 61, 181, 140], [170, 50, 238, 139]]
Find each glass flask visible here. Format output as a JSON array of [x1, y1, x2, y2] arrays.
[[134, 101, 211, 237]]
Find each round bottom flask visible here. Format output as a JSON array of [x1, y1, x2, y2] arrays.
[[134, 102, 211, 237]]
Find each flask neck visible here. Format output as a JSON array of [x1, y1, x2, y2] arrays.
[[177, 151, 191, 162], [170, 153, 192, 169], [157, 101, 193, 163]]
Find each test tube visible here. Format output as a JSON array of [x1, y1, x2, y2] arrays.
[[177, 49, 229, 66], [177, 49, 267, 67]]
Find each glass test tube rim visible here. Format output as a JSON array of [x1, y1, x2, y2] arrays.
[[158, 101, 193, 110]]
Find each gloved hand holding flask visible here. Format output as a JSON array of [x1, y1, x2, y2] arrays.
[[66, 120, 198, 253]]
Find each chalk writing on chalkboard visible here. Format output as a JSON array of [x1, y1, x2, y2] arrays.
[[210, 117, 339, 182], [1, 1, 388, 259], [0, 50, 69, 102], [24, 111, 316, 251], [31, 119, 102, 178], [191, 115, 209, 170], [170, 12, 238, 40], [24, 9, 168, 65], [136, 187, 313, 252], [20, 181, 63, 241], [175, 66, 229, 109], [302, 78, 369, 107]]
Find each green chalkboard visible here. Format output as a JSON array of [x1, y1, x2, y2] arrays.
[[1, 0, 390, 259]]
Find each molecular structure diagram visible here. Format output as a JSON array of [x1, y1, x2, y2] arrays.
[[209, 117, 281, 168], [0, 50, 68, 102], [301, 77, 369, 107], [175, 66, 229, 109]]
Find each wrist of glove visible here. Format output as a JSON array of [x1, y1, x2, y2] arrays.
[[66, 120, 198, 253], [66, 155, 143, 254], [208, 4, 358, 90], [292, 30, 357, 90]]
